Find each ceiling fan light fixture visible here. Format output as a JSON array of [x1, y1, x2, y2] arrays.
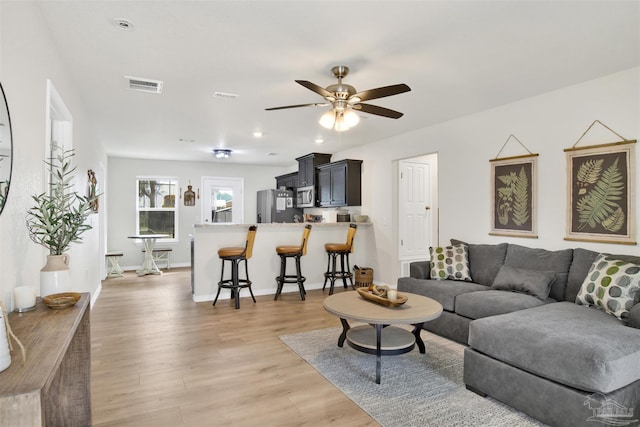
[[334, 113, 349, 132], [213, 148, 232, 159], [319, 110, 336, 129], [343, 109, 360, 127]]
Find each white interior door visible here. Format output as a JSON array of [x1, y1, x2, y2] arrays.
[[398, 155, 438, 260], [201, 177, 243, 224]]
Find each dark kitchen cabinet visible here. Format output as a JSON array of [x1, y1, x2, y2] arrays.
[[275, 171, 298, 190], [317, 159, 362, 207], [296, 153, 332, 187]]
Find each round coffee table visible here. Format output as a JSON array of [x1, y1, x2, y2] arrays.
[[323, 290, 443, 384]]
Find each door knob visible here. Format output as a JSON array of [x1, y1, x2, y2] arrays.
[[425, 206, 431, 210]]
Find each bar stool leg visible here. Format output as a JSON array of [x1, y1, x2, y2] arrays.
[[274, 255, 285, 300], [245, 260, 256, 303], [295, 255, 305, 301], [330, 252, 339, 295], [232, 259, 240, 309], [213, 259, 226, 306], [340, 253, 349, 289], [345, 252, 354, 289], [323, 254, 331, 291]]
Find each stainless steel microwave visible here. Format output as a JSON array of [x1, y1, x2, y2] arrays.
[[296, 185, 315, 208]]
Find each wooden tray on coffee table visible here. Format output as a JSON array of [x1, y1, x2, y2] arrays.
[[356, 287, 408, 307]]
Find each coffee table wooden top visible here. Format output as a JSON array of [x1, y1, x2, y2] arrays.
[[323, 290, 443, 325]]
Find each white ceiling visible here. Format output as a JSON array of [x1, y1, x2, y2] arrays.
[[36, 0, 639, 167]]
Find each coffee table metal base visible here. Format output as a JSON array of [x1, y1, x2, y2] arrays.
[[337, 318, 425, 384]]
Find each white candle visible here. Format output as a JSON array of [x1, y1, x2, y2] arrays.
[[14, 286, 36, 310], [387, 289, 397, 300]]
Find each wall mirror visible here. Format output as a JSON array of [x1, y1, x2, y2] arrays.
[[0, 82, 12, 215]]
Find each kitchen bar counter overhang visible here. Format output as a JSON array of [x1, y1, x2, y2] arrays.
[[191, 222, 374, 302]]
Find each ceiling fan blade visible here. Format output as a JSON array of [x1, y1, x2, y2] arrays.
[[352, 83, 411, 102], [265, 102, 328, 111], [295, 80, 334, 99], [355, 103, 404, 119]]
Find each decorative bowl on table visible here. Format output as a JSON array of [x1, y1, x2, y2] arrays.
[[43, 292, 81, 310], [357, 287, 408, 307]]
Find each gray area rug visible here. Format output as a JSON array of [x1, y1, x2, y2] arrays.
[[280, 327, 546, 427]]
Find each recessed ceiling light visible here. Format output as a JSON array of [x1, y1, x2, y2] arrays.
[[253, 131, 263, 138], [113, 18, 135, 31], [314, 138, 324, 144], [213, 149, 232, 159]]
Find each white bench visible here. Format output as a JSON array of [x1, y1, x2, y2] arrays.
[[142, 248, 172, 270], [105, 251, 124, 278]]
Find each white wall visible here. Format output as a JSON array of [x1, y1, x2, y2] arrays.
[[335, 68, 640, 286], [0, 2, 107, 307], [107, 156, 290, 268]]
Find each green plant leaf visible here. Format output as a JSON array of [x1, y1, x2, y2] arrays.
[[25, 145, 100, 255], [512, 166, 529, 226], [601, 206, 625, 232], [576, 157, 624, 231], [576, 159, 603, 185]]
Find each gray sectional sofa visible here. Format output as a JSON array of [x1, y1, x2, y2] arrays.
[[397, 240, 640, 427]]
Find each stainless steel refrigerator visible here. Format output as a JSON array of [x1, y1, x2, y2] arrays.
[[256, 189, 303, 223]]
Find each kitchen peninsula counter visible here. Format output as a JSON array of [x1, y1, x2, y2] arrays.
[[191, 222, 374, 302]]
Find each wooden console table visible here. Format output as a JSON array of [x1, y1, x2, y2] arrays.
[[0, 293, 91, 426]]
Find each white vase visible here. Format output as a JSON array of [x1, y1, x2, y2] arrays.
[[40, 254, 71, 297], [0, 310, 11, 372]]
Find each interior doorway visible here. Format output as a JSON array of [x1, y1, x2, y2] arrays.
[[398, 154, 438, 269], [201, 177, 243, 224]]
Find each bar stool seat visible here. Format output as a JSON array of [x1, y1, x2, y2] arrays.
[[323, 223, 357, 295], [275, 224, 312, 301], [213, 225, 257, 309]]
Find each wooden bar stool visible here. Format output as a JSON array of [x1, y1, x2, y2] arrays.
[[323, 223, 357, 295], [105, 251, 124, 278], [274, 224, 312, 301], [213, 225, 257, 309]]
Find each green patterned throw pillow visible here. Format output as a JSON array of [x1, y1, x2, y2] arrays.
[[575, 254, 640, 321], [429, 244, 472, 282]]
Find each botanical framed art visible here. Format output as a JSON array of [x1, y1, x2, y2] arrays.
[[490, 154, 538, 238], [565, 140, 636, 245]]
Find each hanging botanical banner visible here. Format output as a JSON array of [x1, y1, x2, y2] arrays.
[[565, 141, 636, 244], [490, 154, 538, 238]]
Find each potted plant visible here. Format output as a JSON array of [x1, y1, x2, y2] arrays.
[[26, 145, 97, 297]]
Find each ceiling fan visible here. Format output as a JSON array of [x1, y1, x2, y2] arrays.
[[265, 65, 411, 131]]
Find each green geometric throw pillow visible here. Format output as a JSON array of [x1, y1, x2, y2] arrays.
[[429, 244, 472, 282], [575, 253, 640, 322]]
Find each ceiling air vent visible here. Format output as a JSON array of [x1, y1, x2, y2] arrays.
[[125, 76, 163, 94], [213, 91, 239, 99]]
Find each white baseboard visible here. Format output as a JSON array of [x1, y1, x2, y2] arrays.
[[193, 280, 392, 302]]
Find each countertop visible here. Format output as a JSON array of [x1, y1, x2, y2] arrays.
[[193, 222, 372, 228]]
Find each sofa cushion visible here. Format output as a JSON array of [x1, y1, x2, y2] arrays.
[[630, 303, 640, 329], [396, 277, 488, 312], [409, 260, 431, 280], [450, 239, 508, 286], [575, 254, 640, 322], [455, 290, 552, 320], [565, 248, 600, 302], [491, 265, 557, 300], [503, 244, 573, 301], [468, 302, 640, 393], [429, 244, 472, 281], [566, 249, 640, 302]]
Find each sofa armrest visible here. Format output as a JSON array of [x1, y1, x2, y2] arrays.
[[409, 261, 431, 279], [629, 303, 640, 329]]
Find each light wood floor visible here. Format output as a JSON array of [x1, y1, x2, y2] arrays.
[[91, 268, 379, 426]]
